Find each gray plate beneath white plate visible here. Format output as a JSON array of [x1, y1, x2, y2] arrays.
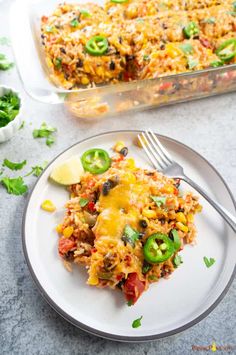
[[22, 131, 236, 342]]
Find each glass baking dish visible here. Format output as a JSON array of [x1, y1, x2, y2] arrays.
[[10, 0, 236, 119]]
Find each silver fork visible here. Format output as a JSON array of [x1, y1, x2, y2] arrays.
[[138, 130, 236, 233]]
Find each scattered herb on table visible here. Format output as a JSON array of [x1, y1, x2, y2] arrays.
[[132, 316, 143, 329], [1, 176, 28, 195], [19, 120, 25, 130], [203, 256, 215, 268], [151, 195, 166, 207], [0, 53, 14, 70], [0, 91, 20, 128], [0, 37, 11, 46], [3, 159, 27, 171], [25, 162, 48, 177], [33, 122, 57, 147]]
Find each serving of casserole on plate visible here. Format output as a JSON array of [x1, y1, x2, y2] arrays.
[[22, 131, 236, 341]]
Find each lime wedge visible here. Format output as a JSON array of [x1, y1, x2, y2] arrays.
[[50, 156, 84, 185]]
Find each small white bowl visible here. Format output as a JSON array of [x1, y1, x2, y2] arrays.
[[0, 85, 23, 143]]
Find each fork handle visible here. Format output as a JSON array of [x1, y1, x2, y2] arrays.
[[181, 175, 236, 233]]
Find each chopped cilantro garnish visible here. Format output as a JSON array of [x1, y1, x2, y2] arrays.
[[122, 225, 139, 248], [151, 196, 166, 207], [187, 57, 199, 70], [179, 43, 193, 54], [79, 198, 89, 207], [142, 262, 152, 274], [173, 254, 183, 267], [3, 159, 27, 171], [203, 256, 215, 268], [80, 9, 91, 17], [132, 316, 143, 328], [143, 54, 150, 61], [33, 122, 57, 147], [54, 57, 62, 69], [0, 91, 20, 128], [45, 26, 54, 33], [1, 176, 28, 195], [0, 37, 11, 46], [202, 17, 216, 24], [0, 53, 14, 70], [148, 275, 158, 281], [70, 18, 79, 27]]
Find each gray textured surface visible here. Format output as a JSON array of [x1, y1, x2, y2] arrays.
[[0, 1, 236, 354]]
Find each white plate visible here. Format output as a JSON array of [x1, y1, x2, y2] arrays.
[[22, 131, 236, 342]]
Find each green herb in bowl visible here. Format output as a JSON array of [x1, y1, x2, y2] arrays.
[[0, 90, 20, 128], [0, 86, 23, 143]]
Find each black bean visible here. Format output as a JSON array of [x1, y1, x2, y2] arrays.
[[159, 218, 166, 225], [41, 41, 45, 46], [118, 37, 122, 44], [120, 147, 128, 156], [102, 180, 116, 196], [126, 55, 134, 61], [139, 219, 148, 228], [177, 208, 185, 212], [160, 44, 165, 50], [76, 58, 83, 68], [109, 61, 116, 70], [116, 278, 125, 289], [162, 23, 168, 29], [41, 34, 45, 39], [139, 232, 145, 239], [60, 47, 66, 54]]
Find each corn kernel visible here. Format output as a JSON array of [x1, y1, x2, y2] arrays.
[[88, 274, 99, 285], [63, 226, 74, 238], [161, 185, 175, 194], [187, 213, 194, 223], [41, 200, 56, 212], [96, 66, 104, 77], [165, 43, 183, 58], [125, 158, 136, 170], [176, 222, 189, 233], [120, 172, 136, 184], [56, 224, 63, 234], [195, 204, 203, 212], [176, 212, 187, 224], [81, 76, 89, 85], [113, 141, 125, 153], [143, 209, 157, 219]]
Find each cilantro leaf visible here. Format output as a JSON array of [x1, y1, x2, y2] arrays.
[[122, 225, 140, 248], [33, 122, 57, 146], [127, 300, 134, 307], [203, 256, 215, 268], [202, 17, 216, 24], [70, 18, 79, 27], [80, 9, 91, 17], [187, 57, 199, 70], [142, 262, 152, 274], [1, 176, 28, 195], [151, 195, 166, 207], [25, 162, 48, 177], [148, 275, 158, 281], [3, 159, 27, 171], [132, 316, 143, 329], [0, 53, 14, 70], [173, 254, 183, 267], [179, 43, 193, 54], [19, 120, 25, 130], [79, 198, 89, 207]]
